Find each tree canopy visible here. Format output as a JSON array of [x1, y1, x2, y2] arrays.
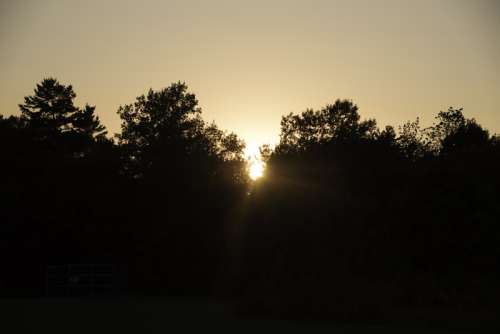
[[117, 82, 246, 183], [20, 78, 106, 138], [1, 78, 500, 318], [277, 99, 378, 154]]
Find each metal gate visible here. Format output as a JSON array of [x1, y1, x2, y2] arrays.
[[45, 264, 116, 297]]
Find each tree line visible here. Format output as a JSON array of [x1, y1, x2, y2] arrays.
[[1, 78, 499, 317]]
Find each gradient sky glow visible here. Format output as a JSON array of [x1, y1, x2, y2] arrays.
[[1, 0, 499, 147]]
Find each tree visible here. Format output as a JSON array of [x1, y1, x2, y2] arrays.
[[117, 81, 246, 182], [441, 120, 490, 155], [277, 99, 378, 154], [426, 107, 490, 155], [427, 107, 466, 150], [19, 78, 106, 144], [115, 82, 248, 293], [397, 118, 429, 160]]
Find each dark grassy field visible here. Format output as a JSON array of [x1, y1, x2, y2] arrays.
[[1, 297, 498, 333]]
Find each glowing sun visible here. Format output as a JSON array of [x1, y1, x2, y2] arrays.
[[245, 142, 265, 180], [249, 160, 264, 180]]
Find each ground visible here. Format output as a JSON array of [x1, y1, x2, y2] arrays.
[[1, 298, 497, 333]]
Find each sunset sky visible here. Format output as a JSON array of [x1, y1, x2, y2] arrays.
[[1, 0, 499, 148]]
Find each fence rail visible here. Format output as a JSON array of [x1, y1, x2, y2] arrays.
[[45, 264, 117, 297]]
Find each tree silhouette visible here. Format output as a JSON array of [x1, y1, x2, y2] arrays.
[[424, 107, 491, 156], [277, 99, 378, 154], [117, 82, 245, 182], [426, 107, 467, 151], [115, 81, 248, 293], [396, 117, 429, 160], [236, 100, 500, 317], [2, 78, 500, 319], [20, 78, 105, 136]]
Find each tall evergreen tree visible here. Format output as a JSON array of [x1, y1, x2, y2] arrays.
[[19, 78, 106, 143]]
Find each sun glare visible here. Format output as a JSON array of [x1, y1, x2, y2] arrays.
[[245, 142, 265, 180], [249, 160, 264, 180]]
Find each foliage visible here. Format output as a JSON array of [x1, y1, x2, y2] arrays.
[[20, 78, 106, 139], [2, 78, 500, 316], [117, 82, 246, 183], [397, 117, 430, 160], [277, 99, 378, 154]]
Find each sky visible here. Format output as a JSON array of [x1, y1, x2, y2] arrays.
[[1, 0, 499, 148]]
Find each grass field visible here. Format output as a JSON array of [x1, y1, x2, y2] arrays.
[[1, 297, 498, 333]]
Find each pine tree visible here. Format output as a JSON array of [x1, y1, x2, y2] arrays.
[[19, 78, 106, 142]]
